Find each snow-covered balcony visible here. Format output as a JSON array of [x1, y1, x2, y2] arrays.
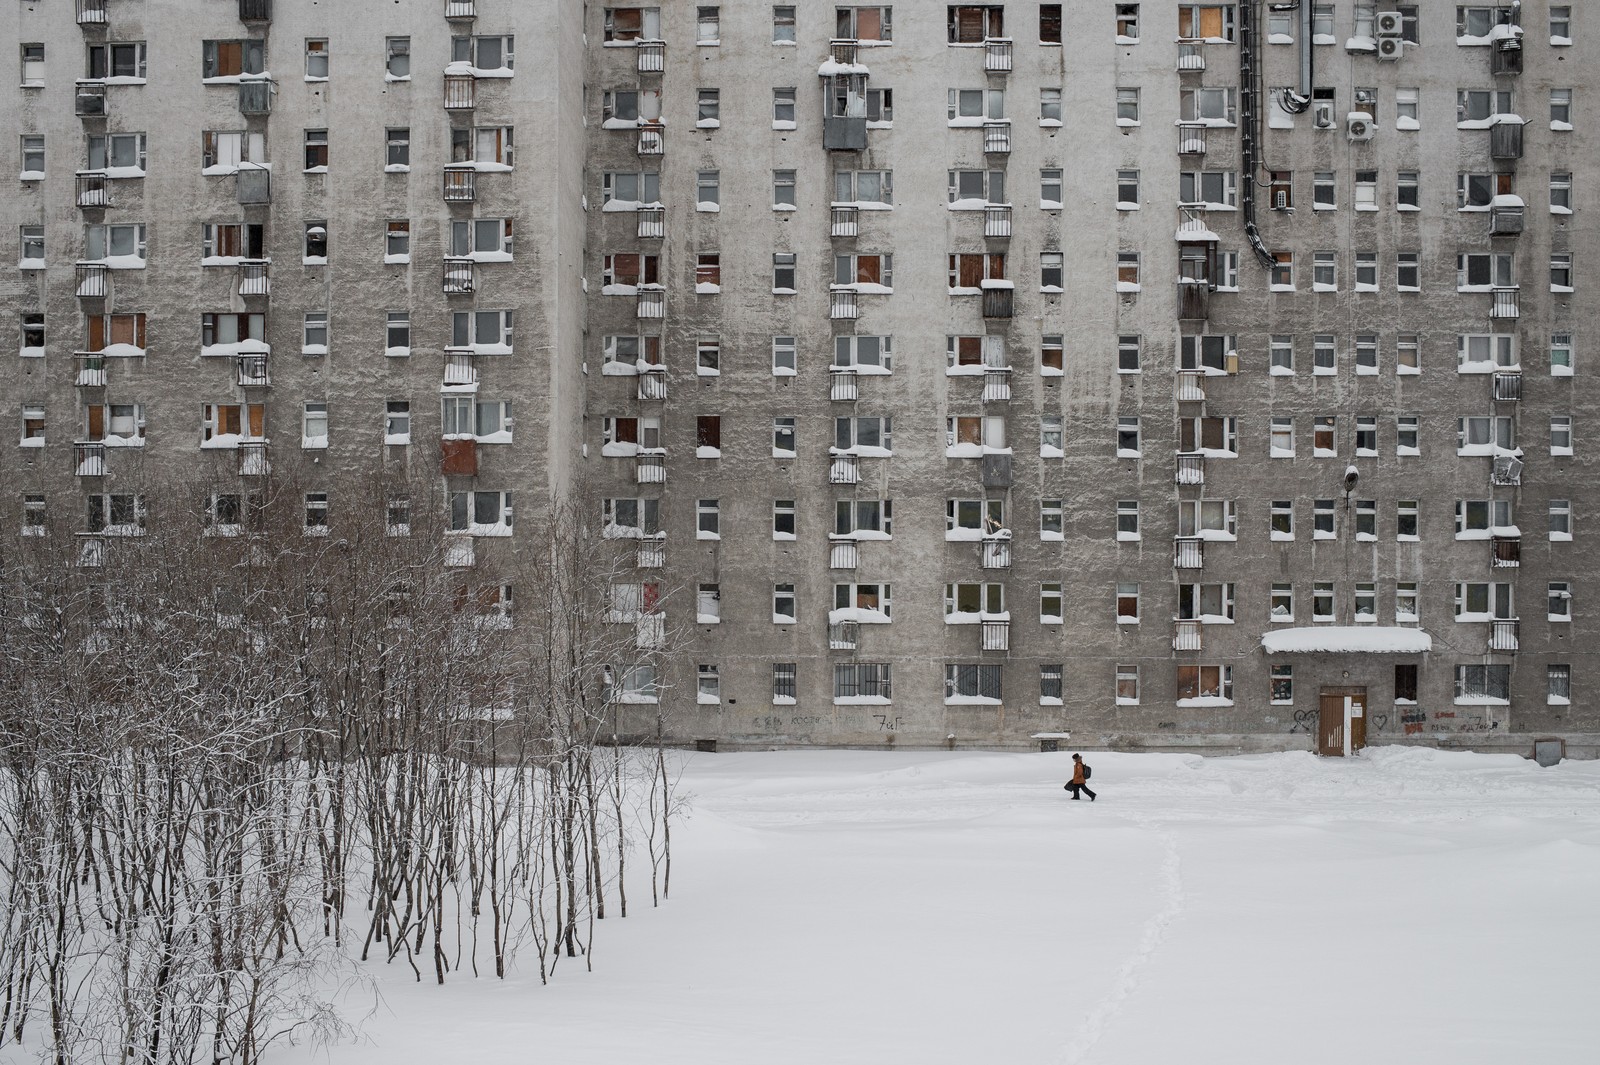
[[830, 290, 858, 319], [77, 0, 108, 25], [236, 259, 270, 296], [831, 205, 859, 237], [637, 540, 665, 568], [830, 39, 859, 64], [829, 621, 860, 651], [237, 441, 270, 476], [1174, 537, 1204, 569], [1177, 123, 1207, 155], [74, 442, 106, 477], [637, 206, 665, 238], [828, 540, 859, 570], [443, 352, 478, 389], [830, 370, 859, 401], [636, 40, 665, 74], [1490, 287, 1520, 319], [636, 614, 666, 650], [636, 287, 665, 318], [75, 263, 109, 298], [237, 79, 273, 115], [982, 121, 1011, 154], [1173, 619, 1203, 651], [1491, 455, 1523, 486], [984, 38, 1013, 72], [444, 536, 475, 569], [981, 619, 1010, 651], [1489, 619, 1520, 652], [635, 454, 666, 484], [1175, 452, 1205, 485], [1492, 533, 1521, 568], [443, 257, 475, 294], [1176, 370, 1206, 402], [980, 534, 1011, 570], [75, 172, 114, 210], [443, 73, 475, 111], [829, 455, 859, 484], [74, 353, 106, 387], [637, 369, 667, 401], [236, 353, 270, 387], [443, 166, 476, 202], [75, 80, 108, 116], [983, 204, 1012, 239], [1493, 371, 1522, 401], [981, 370, 1010, 403], [1176, 41, 1206, 71], [637, 122, 664, 155]]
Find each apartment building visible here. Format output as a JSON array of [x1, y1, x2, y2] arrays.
[[5, 1, 1598, 756]]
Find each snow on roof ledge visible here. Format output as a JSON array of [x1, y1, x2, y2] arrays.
[[1262, 627, 1433, 655]]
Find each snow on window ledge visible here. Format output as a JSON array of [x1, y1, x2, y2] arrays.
[[833, 696, 892, 706], [1175, 696, 1234, 708]]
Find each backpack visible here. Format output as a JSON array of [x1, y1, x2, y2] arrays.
[[1082, 764, 1092, 780]]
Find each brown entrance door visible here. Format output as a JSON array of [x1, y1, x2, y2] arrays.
[[1317, 687, 1368, 756]]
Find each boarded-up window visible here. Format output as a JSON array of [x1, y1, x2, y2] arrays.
[[696, 254, 721, 285], [1040, 4, 1063, 42], [1041, 335, 1064, 371], [696, 415, 721, 449], [955, 336, 983, 366], [1394, 664, 1419, 702]]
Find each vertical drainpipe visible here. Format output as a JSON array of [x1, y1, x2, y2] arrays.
[[1240, 1, 1276, 268]]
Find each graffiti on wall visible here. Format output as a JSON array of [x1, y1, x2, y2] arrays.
[[1402, 707, 1500, 736]]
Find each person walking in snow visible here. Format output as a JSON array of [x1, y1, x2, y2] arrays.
[[1064, 753, 1096, 802]]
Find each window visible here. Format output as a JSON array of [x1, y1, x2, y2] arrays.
[[1040, 415, 1064, 457], [1388, 663, 1419, 705], [946, 498, 1004, 539], [1179, 171, 1238, 208], [1458, 171, 1512, 210], [774, 5, 797, 43], [1176, 665, 1233, 703], [1116, 583, 1140, 624], [384, 401, 410, 445], [450, 126, 514, 167], [1041, 168, 1063, 208], [449, 219, 514, 260], [1551, 253, 1574, 292], [1457, 89, 1513, 124], [1396, 583, 1420, 623], [450, 34, 515, 72], [384, 220, 411, 263], [1040, 252, 1064, 291], [442, 398, 512, 441], [1115, 87, 1140, 125], [1040, 664, 1063, 704], [696, 415, 722, 457], [1271, 251, 1294, 288], [305, 38, 328, 80], [1178, 582, 1235, 623], [1117, 252, 1140, 288], [834, 335, 892, 371], [1456, 499, 1515, 539], [1180, 87, 1237, 124], [302, 401, 328, 449], [834, 499, 892, 538], [1116, 500, 1140, 541], [602, 498, 662, 538], [698, 88, 721, 127], [948, 169, 1005, 206], [1453, 582, 1514, 621], [773, 584, 796, 624], [947, 88, 1006, 122], [773, 169, 797, 209], [1270, 665, 1294, 705], [21, 313, 45, 357], [1551, 415, 1573, 456], [1355, 500, 1377, 540], [948, 5, 1004, 43], [945, 665, 1002, 703], [1270, 583, 1295, 623], [772, 663, 798, 703], [1116, 4, 1141, 40], [1037, 334, 1065, 375], [1116, 664, 1140, 705], [1270, 500, 1295, 540], [1313, 171, 1336, 209], [772, 253, 797, 292], [84, 223, 146, 264], [378, 128, 411, 171], [602, 172, 661, 206], [1397, 500, 1419, 540], [944, 582, 1004, 621], [1550, 6, 1572, 43], [773, 87, 797, 127], [1116, 417, 1141, 458], [772, 336, 797, 376], [21, 495, 46, 536], [948, 253, 1007, 290], [1117, 335, 1141, 374], [1550, 499, 1572, 541], [1180, 417, 1238, 455], [691, 170, 720, 212], [602, 89, 661, 124], [1397, 252, 1421, 291], [1037, 583, 1064, 625], [20, 135, 44, 179], [834, 663, 892, 703], [385, 37, 410, 78], [695, 499, 720, 539], [697, 584, 722, 625], [1355, 255, 1378, 292], [18, 227, 45, 268], [1548, 171, 1573, 215], [448, 492, 514, 536], [87, 41, 147, 80], [1548, 664, 1571, 705], [838, 416, 893, 454], [202, 40, 265, 80], [304, 221, 329, 262], [945, 415, 1006, 454], [1178, 4, 1236, 41], [450, 309, 514, 351], [302, 312, 328, 354], [696, 255, 722, 293], [1312, 582, 1335, 622], [1455, 664, 1509, 703], [1457, 416, 1515, 454], [835, 253, 891, 289], [773, 499, 796, 538], [1040, 500, 1063, 540], [86, 494, 145, 536], [201, 130, 266, 172], [86, 132, 145, 174], [21, 404, 46, 446], [838, 169, 894, 204], [1040, 88, 1063, 124], [1457, 252, 1514, 290], [1550, 89, 1572, 130], [20, 43, 44, 86], [1313, 500, 1336, 540], [1353, 170, 1378, 210], [1458, 334, 1518, 371], [1178, 499, 1237, 540], [1394, 335, 1420, 375], [1313, 253, 1337, 291]]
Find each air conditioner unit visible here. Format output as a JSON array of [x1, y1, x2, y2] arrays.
[[1377, 36, 1404, 59], [1347, 115, 1374, 140], [1312, 103, 1335, 128], [1375, 11, 1404, 36]]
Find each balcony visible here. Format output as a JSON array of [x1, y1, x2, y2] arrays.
[[441, 437, 477, 476], [1490, 204, 1524, 235], [1174, 537, 1204, 569], [637, 40, 665, 73], [1491, 40, 1523, 75], [443, 258, 476, 294], [239, 0, 271, 21], [981, 286, 1014, 319], [1488, 618, 1520, 652], [444, 73, 475, 110], [637, 207, 665, 238], [235, 168, 271, 205], [637, 369, 667, 400], [443, 166, 476, 202], [236, 354, 270, 387], [237, 259, 270, 296], [1178, 123, 1207, 155], [77, 0, 108, 25], [637, 123, 665, 155], [1173, 619, 1203, 651], [636, 287, 665, 318], [75, 80, 108, 117], [829, 621, 860, 651], [829, 455, 860, 484], [637, 540, 665, 568], [831, 205, 860, 238], [983, 204, 1012, 239], [1490, 287, 1520, 319], [74, 442, 106, 477], [1491, 455, 1524, 486], [1178, 281, 1211, 321], [444, 536, 475, 569], [830, 39, 859, 64], [981, 536, 1011, 570], [1175, 452, 1205, 485], [443, 352, 478, 389], [982, 371, 1011, 403], [982, 121, 1011, 154], [237, 79, 273, 115], [981, 619, 1010, 651], [830, 290, 859, 319], [75, 263, 109, 298], [1493, 371, 1522, 401], [829, 540, 859, 570], [74, 353, 107, 387], [635, 454, 666, 484], [75, 172, 113, 209], [1491, 535, 1521, 568], [237, 442, 270, 477], [445, 0, 476, 21], [1177, 41, 1206, 71], [824, 115, 867, 151], [636, 614, 666, 650], [830, 371, 859, 401], [984, 38, 1013, 72], [1176, 370, 1206, 402], [1489, 122, 1522, 160]]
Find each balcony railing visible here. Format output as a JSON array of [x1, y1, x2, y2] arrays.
[[636, 454, 666, 484], [443, 352, 478, 388], [1178, 280, 1211, 320], [1177, 41, 1206, 70], [441, 438, 477, 476], [1493, 371, 1522, 401], [636, 287, 665, 318], [1491, 455, 1523, 486], [1491, 535, 1521, 568], [75, 80, 108, 117], [1489, 618, 1520, 652], [75, 172, 112, 209], [1490, 287, 1519, 319], [829, 540, 859, 570], [830, 371, 859, 401], [831, 205, 860, 237], [1489, 121, 1522, 160], [981, 536, 1011, 569], [637, 123, 664, 155], [637, 540, 665, 568], [74, 353, 106, 387], [829, 621, 860, 651], [637, 40, 665, 73], [443, 166, 476, 202], [239, 0, 272, 22], [1178, 123, 1207, 155], [1491, 41, 1523, 75], [982, 121, 1011, 154], [237, 259, 270, 296], [237, 354, 270, 387], [445, 0, 477, 21], [1490, 204, 1525, 235], [830, 290, 859, 319], [636, 614, 666, 650], [982, 371, 1011, 403], [237, 442, 270, 476], [74, 442, 106, 477], [443, 257, 476, 294], [77, 0, 108, 25], [236, 167, 271, 204], [1173, 619, 1203, 651], [444, 536, 475, 568], [237, 79, 273, 115], [638, 370, 667, 400], [981, 619, 1010, 651], [1174, 537, 1204, 569], [637, 206, 665, 238], [984, 38, 1013, 72], [444, 73, 475, 110], [830, 39, 859, 64], [981, 287, 1013, 318], [1176, 370, 1206, 402], [1176, 452, 1205, 485], [829, 455, 860, 484], [983, 204, 1012, 239], [75, 262, 109, 298]]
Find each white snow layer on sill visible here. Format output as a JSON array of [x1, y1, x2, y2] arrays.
[[698, 202, 720, 212], [1040, 531, 1063, 542], [772, 121, 797, 131], [1397, 117, 1419, 130], [1175, 697, 1235, 708], [830, 445, 891, 458], [1345, 36, 1377, 52], [303, 256, 328, 266], [96, 343, 144, 359], [830, 530, 890, 542], [828, 608, 891, 625], [383, 254, 411, 265], [772, 614, 796, 625], [1551, 121, 1574, 132], [945, 696, 1002, 706], [1312, 33, 1336, 45], [1457, 114, 1525, 130], [1115, 35, 1140, 45], [602, 199, 665, 212], [696, 282, 720, 294], [696, 614, 720, 625], [817, 59, 870, 76], [443, 63, 513, 79], [696, 446, 721, 459], [1116, 281, 1141, 293], [833, 696, 891, 706], [1116, 118, 1140, 127], [202, 340, 271, 358], [1268, 33, 1293, 44], [1041, 199, 1063, 210], [1454, 695, 1509, 706], [1261, 626, 1433, 654], [696, 120, 720, 129], [19, 439, 44, 449], [301, 344, 327, 356], [20, 347, 44, 359]]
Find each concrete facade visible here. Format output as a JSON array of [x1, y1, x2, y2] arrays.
[[5, 1, 1598, 756]]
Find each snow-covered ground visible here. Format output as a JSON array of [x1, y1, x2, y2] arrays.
[[297, 748, 1600, 1065]]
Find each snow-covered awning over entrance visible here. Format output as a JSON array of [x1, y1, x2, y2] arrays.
[[1262, 627, 1433, 655], [1175, 218, 1220, 242]]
